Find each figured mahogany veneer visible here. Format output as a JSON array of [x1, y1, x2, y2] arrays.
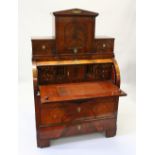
[[40, 98, 117, 126], [32, 9, 126, 148], [32, 38, 114, 60], [54, 8, 98, 53], [39, 118, 117, 140], [39, 81, 125, 103]]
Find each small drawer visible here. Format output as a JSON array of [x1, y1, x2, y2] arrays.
[[93, 39, 114, 52], [32, 39, 55, 56], [40, 98, 116, 126]]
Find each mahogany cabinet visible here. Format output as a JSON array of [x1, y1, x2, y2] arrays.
[[32, 8, 126, 148]]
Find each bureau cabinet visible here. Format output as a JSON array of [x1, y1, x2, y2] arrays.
[[32, 8, 126, 148]]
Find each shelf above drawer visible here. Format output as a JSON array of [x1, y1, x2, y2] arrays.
[[39, 81, 126, 103]]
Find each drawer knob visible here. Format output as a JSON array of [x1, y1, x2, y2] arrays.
[[42, 45, 46, 50], [77, 107, 81, 113], [73, 48, 78, 54], [103, 43, 106, 48], [77, 125, 81, 130], [67, 71, 70, 76]]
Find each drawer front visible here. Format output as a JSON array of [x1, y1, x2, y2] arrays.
[[93, 39, 114, 52], [40, 98, 116, 126], [63, 118, 116, 137], [32, 39, 55, 56], [39, 118, 116, 139]]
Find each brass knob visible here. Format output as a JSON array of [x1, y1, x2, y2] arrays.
[[73, 48, 78, 54], [67, 71, 70, 76], [42, 45, 46, 50], [77, 107, 81, 113], [77, 125, 81, 130], [103, 44, 106, 48]]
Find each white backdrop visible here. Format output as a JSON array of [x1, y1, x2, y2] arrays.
[[19, 0, 135, 155]]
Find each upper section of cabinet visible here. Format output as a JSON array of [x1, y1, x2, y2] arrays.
[[32, 9, 115, 61], [53, 8, 98, 53]]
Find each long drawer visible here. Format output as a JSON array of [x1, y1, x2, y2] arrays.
[[39, 118, 116, 139], [40, 97, 117, 126]]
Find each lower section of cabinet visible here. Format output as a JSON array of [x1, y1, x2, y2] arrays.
[[37, 117, 117, 148]]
